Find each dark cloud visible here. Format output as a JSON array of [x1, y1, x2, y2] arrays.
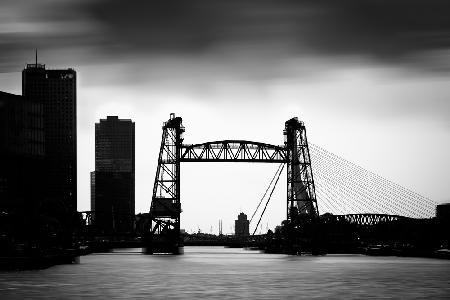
[[86, 0, 450, 59], [304, 0, 450, 56], [0, 0, 105, 72], [1, 0, 450, 72]]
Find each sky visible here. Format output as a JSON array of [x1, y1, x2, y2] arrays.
[[1, 0, 449, 234]]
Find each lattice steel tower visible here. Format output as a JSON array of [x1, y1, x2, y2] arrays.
[[284, 117, 318, 219], [149, 113, 184, 253]]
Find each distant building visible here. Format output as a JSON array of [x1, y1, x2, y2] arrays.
[[436, 203, 450, 221], [436, 203, 450, 247], [92, 116, 135, 234], [0, 91, 44, 213], [22, 62, 77, 216], [235, 212, 250, 236]]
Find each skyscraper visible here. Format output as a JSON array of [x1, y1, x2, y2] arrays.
[[22, 61, 77, 219], [0, 91, 44, 212], [0, 91, 46, 251], [92, 116, 135, 234]]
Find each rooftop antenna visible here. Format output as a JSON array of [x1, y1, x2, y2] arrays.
[[35, 48, 37, 65]]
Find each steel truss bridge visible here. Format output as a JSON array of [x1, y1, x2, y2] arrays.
[[148, 114, 318, 253], [146, 114, 437, 254]]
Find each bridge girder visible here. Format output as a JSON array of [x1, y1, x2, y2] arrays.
[[181, 140, 287, 163]]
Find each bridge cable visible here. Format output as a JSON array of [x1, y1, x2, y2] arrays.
[[252, 163, 285, 236], [312, 147, 413, 216], [249, 163, 284, 224], [309, 143, 437, 218], [314, 145, 430, 216]]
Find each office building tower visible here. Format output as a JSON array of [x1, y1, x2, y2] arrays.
[[235, 212, 250, 236], [22, 61, 77, 217], [0, 91, 44, 213], [92, 116, 135, 234]]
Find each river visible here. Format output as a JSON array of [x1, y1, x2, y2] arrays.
[[1, 247, 449, 299]]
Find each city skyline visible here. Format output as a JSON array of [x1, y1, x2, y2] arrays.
[[1, 0, 449, 234], [1, 56, 448, 234], [1, 2, 450, 297]]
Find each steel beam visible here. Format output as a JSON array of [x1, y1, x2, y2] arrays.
[[181, 140, 287, 163]]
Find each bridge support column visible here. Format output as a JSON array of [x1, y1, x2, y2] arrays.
[[284, 117, 318, 220], [148, 113, 184, 254]]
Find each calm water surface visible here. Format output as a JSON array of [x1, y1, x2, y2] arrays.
[[0, 247, 449, 299]]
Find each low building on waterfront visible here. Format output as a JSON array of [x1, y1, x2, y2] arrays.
[[436, 203, 450, 221]]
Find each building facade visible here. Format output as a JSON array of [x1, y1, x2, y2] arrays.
[[92, 116, 135, 234], [235, 212, 250, 236], [22, 62, 77, 216], [0, 91, 45, 248], [0, 91, 44, 212]]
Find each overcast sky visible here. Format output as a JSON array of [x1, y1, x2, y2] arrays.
[[1, 0, 449, 233]]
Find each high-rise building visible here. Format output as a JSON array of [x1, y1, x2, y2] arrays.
[[22, 61, 77, 217], [92, 116, 135, 234], [0, 91, 44, 213], [235, 212, 250, 236], [0, 91, 46, 251]]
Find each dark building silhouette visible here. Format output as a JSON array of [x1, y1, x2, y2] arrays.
[[436, 203, 450, 220], [22, 62, 77, 218], [92, 116, 135, 234], [235, 212, 250, 236], [90, 171, 96, 215], [436, 203, 450, 247], [0, 91, 44, 250], [0, 91, 44, 211]]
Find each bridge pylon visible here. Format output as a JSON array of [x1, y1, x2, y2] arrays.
[[284, 117, 319, 220], [147, 113, 184, 254]]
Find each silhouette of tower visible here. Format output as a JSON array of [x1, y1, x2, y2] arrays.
[[284, 117, 318, 218], [22, 59, 77, 222], [92, 116, 135, 234], [0, 91, 44, 211]]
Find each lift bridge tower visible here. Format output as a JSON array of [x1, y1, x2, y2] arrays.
[[284, 117, 318, 219], [147, 114, 184, 254], [146, 114, 318, 254]]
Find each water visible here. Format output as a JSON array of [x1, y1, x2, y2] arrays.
[[1, 247, 449, 299]]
